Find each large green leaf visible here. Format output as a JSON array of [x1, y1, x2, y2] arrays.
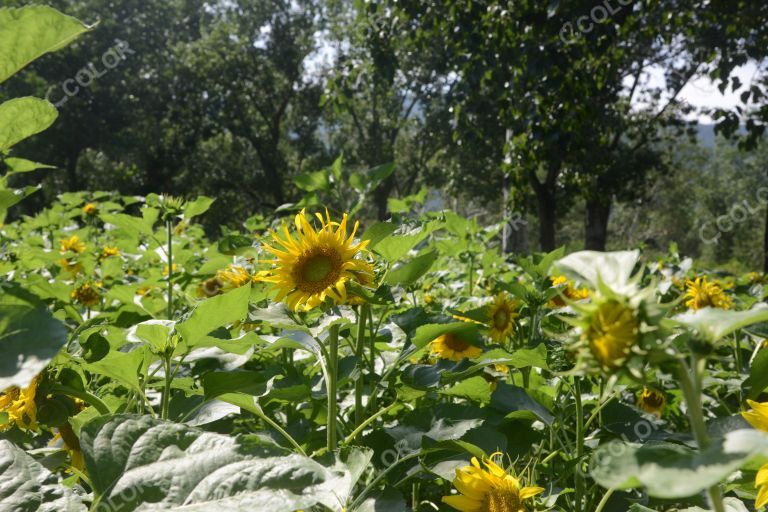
[[0, 97, 58, 152], [590, 429, 768, 498], [555, 250, 640, 294], [0, 285, 67, 389], [0, 440, 85, 511], [0, 5, 90, 84], [176, 284, 251, 348], [80, 414, 371, 511], [673, 306, 768, 342], [384, 251, 437, 286]]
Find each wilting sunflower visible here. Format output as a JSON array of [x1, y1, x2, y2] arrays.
[[216, 265, 253, 290], [60, 235, 85, 254], [487, 292, 519, 342], [742, 401, 768, 508], [0, 375, 41, 431], [431, 333, 483, 361], [683, 277, 732, 310], [584, 300, 638, 370], [82, 203, 98, 216], [261, 209, 374, 312], [101, 246, 120, 258], [442, 452, 544, 512], [71, 282, 101, 307], [549, 275, 590, 308], [637, 387, 665, 417], [197, 277, 224, 297]]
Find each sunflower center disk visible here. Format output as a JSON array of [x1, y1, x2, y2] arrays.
[[443, 335, 470, 352], [494, 310, 508, 330], [484, 487, 521, 512], [295, 247, 342, 292]]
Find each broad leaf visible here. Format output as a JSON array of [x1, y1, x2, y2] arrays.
[[176, 284, 251, 348], [384, 251, 437, 286], [0, 97, 57, 152], [673, 306, 768, 342], [555, 250, 640, 294]]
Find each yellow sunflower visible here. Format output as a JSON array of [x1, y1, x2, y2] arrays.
[[430, 333, 483, 361], [71, 282, 101, 307], [58, 258, 83, 276], [549, 275, 590, 308], [742, 401, 768, 508], [683, 277, 732, 310], [486, 292, 519, 342], [60, 235, 85, 254], [162, 263, 179, 276], [0, 375, 41, 431], [101, 246, 120, 258], [82, 203, 98, 216], [216, 265, 254, 290], [261, 209, 374, 312], [637, 388, 665, 417], [442, 452, 544, 512], [585, 300, 638, 370]]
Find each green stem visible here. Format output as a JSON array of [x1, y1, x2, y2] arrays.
[[593, 488, 615, 512], [51, 385, 109, 415], [574, 376, 585, 512], [467, 255, 474, 295], [344, 401, 398, 445], [161, 354, 172, 420], [166, 220, 173, 319], [355, 304, 369, 428], [327, 323, 340, 452], [677, 359, 726, 512], [251, 406, 306, 456], [349, 452, 420, 510]]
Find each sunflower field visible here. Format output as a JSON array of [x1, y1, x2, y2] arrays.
[[4, 5, 768, 512]]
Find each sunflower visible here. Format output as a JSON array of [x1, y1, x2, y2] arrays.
[[0, 375, 41, 431], [549, 275, 590, 308], [487, 292, 519, 342], [101, 246, 120, 258], [683, 277, 732, 310], [162, 263, 179, 276], [216, 265, 253, 290], [71, 282, 101, 307], [637, 388, 665, 417], [431, 333, 483, 361], [60, 235, 85, 254], [261, 209, 374, 312], [58, 258, 83, 276], [442, 452, 544, 512], [585, 300, 638, 370], [197, 277, 223, 297], [82, 203, 98, 216], [742, 401, 768, 508]]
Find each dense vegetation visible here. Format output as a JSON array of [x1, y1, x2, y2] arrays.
[[3, 3, 768, 512]]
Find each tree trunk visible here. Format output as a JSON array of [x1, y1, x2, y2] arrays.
[[373, 174, 395, 220], [534, 184, 556, 251], [585, 198, 611, 251], [763, 204, 768, 273]]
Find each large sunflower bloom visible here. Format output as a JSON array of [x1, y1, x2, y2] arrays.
[[430, 333, 483, 361], [742, 400, 768, 508], [442, 453, 544, 512], [585, 300, 638, 370], [261, 209, 374, 312], [487, 292, 519, 342], [683, 277, 732, 310], [0, 375, 41, 431]]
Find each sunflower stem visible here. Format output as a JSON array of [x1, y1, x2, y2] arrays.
[[51, 384, 110, 415], [573, 376, 585, 512], [677, 358, 726, 512], [327, 323, 340, 452], [355, 304, 369, 428], [166, 220, 173, 320], [161, 353, 172, 420]]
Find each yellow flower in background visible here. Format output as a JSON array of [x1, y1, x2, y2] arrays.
[[58, 258, 83, 276], [0, 375, 41, 431], [742, 401, 768, 509], [216, 265, 253, 290], [424, 294, 435, 305], [585, 300, 638, 370], [442, 452, 544, 512], [261, 209, 374, 312], [637, 388, 665, 417], [60, 235, 85, 254], [549, 275, 590, 307], [430, 333, 483, 362], [197, 277, 223, 297], [101, 246, 120, 258], [683, 277, 732, 310], [82, 203, 98, 216], [743, 400, 768, 432], [162, 263, 179, 276], [487, 292, 519, 342], [71, 282, 101, 307]]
